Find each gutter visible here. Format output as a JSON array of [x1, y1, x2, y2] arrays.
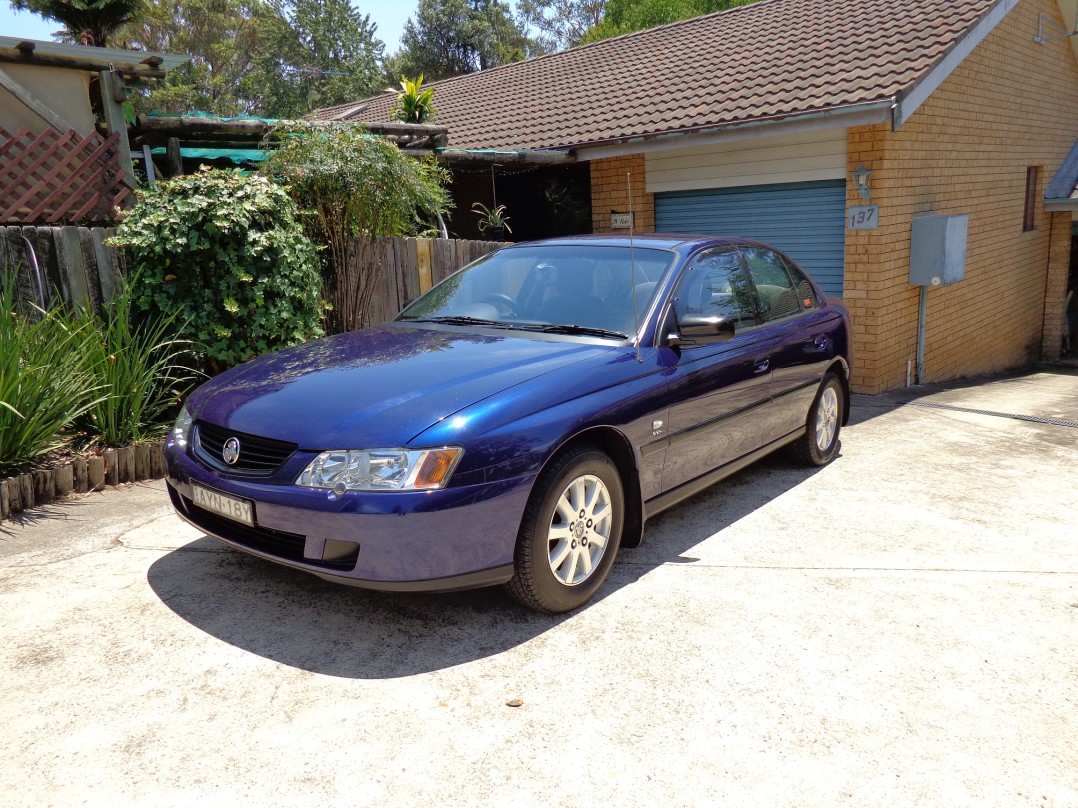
[[1044, 198, 1078, 212]]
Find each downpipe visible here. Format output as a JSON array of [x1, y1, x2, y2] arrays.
[[916, 285, 927, 384]]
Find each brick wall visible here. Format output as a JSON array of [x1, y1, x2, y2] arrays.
[[589, 154, 655, 233], [844, 0, 1078, 393]]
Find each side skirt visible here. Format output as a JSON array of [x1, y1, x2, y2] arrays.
[[643, 428, 804, 519]]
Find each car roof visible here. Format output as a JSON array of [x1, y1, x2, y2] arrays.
[[505, 234, 741, 252]]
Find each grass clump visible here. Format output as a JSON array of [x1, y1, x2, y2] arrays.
[[0, 270, 198, 476], [0, 278, 100, 474]]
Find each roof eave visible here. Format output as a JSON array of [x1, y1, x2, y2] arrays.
[[1046, 138, 1078, 204], [0, 36, 190, 74]]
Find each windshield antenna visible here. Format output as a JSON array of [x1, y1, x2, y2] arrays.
[[628, 172, 642, 363]]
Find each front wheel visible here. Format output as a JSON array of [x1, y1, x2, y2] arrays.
[[505, 445, 624, 613], [788, 372, 844, 467]]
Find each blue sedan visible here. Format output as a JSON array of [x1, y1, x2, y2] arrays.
[[166, 235, 851, 612]]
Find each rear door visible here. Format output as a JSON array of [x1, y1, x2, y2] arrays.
[[739, 245, 837, 436]]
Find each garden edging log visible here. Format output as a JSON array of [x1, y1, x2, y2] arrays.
[[0, 440, 168, 522]]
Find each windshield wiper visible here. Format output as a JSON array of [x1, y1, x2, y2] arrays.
[[519, 323, 629, 340], [405, 316, 514, 329]]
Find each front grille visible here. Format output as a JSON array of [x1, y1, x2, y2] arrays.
[[177, 493, 359, 572], [193, 421, 297, 477]]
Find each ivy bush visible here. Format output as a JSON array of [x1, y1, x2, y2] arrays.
[[110, 169, 324, 372]]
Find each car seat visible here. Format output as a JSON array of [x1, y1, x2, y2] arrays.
[[537, 265, 605, 326]]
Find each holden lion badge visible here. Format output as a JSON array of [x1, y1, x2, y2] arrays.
[[222, 437, 241, 465]]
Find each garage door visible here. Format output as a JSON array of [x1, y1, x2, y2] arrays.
[[654, 180, 846, 297]]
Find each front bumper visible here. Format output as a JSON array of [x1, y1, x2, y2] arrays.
[[166, 443, 535, 592]]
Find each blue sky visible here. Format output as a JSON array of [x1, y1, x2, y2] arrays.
[[0, 1, 412, 52]]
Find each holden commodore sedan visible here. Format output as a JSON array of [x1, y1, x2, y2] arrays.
[[166, 235, 851, 613]]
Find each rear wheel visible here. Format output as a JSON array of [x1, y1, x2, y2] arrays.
[[788, 372, 843, 467], [505, 445, 624, 613]]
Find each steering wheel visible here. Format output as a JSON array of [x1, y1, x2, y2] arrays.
[[480, 294, 524, 317]]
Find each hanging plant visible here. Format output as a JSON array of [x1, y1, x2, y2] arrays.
[[472, 202, 512, 235]]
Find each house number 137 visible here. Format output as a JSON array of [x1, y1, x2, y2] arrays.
[[847, 205, 879, 230]]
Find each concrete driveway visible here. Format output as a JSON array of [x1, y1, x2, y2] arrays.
[[1, 367, 1076, 807]]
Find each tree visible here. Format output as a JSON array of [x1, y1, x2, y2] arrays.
[[264, 122, 451, 332], [517, 0, 606, 52], [581, 0, 760, 43], [125, 0, 281, 116], [10, 0, 144, 47], [388, 0, 534, 82], [260, 0, 384, 118]]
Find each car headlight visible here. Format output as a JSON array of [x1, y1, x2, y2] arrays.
[[296, 447, 463, 493], [171, 405, 193, 449]]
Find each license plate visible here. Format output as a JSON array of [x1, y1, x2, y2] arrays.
[[191, 483, 254, 527]]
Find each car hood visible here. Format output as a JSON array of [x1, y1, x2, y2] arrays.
[[189, 324, 613, 449]]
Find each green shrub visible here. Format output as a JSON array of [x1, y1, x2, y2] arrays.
[[109, 169, 325, 373], [0, 275, 100, 475], [72, 277, 199, 447]]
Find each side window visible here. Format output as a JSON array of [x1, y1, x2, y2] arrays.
[[672, 249, 756, 329], [740, 246, 801, 322], [780, 255, 820, 312]]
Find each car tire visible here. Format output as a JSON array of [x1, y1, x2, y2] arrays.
[[788, 372, 844, 467], [505, 445, 624, 614]]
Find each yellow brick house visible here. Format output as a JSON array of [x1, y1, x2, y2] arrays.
[[321, 0, 1078, 393]]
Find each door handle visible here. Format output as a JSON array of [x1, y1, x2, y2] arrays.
[[753, 356, 770, 374]]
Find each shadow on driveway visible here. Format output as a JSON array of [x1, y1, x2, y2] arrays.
[[146, 452, 824, 679]]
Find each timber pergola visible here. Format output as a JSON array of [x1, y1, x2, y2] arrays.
[[128, 115, 575, 179], [130, 115, 451, 151]]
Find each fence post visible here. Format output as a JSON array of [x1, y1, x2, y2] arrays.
[[417, 238, 433, 294]]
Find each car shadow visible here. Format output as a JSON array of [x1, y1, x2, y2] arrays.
[[146, 452, 825, 679]]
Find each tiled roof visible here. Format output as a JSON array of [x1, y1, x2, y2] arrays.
[[314, 0, 1000, 151]]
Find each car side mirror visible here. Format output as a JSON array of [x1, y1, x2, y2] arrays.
[[676, 314, 736, 345]]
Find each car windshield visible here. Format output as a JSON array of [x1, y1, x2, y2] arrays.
[[397, 245, 676, 339]]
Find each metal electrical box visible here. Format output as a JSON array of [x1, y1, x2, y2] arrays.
[[909, 214, 968, 287]]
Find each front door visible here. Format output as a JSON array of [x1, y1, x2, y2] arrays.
[[660, 248, 775, 492]]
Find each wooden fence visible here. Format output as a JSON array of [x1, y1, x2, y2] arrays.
[[363, 236, 509, 325], [0, 224, 126, 313], [0, 126, 132, 225], [1, 225, 504, 323]]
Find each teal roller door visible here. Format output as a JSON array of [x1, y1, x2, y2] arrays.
[[655, 180, 846, 297]]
